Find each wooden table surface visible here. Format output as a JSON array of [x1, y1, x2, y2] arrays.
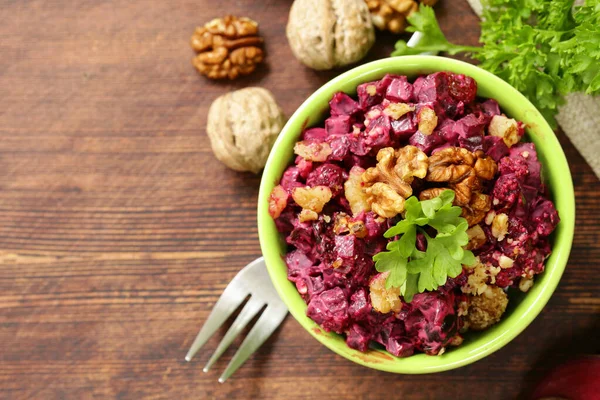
[[0, 1, 598, 399]]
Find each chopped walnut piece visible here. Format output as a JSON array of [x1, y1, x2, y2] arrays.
[[292, 186, 332, 217], [498, 255, 514, 269], [489, 115, 520, 147], [344, 166, 371, 215], [191, 16, 264, 80], [485, 210, 496, 225], [465, 286, 508, 331], [333, 213, 367, 238], [268, 185, 288, 219], [461, 192, 492, 226], [491, 212, 509, 241], [365, 182, 406, 218], [369, 273, 402, 313], [384, 102, 415, 120], [465, 224, 486, 250], [463, 259, 489, 295], [473, 151, 498, 180], [519, 277, 534, 293], [294, 141, 332, 162], [417, 106, 438, 135], [299, 209, 318, 222], [448, 335, 464, 347]]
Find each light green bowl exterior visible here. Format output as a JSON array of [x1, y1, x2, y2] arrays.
[[257, 56, 575, 373]]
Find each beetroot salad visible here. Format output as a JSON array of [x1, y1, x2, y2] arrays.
[[268, 72, 560, 357]]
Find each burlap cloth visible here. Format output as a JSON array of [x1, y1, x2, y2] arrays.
[[466, 0, 600, 178]]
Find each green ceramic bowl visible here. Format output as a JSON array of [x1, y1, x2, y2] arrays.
[[257, 56, 575, 373]]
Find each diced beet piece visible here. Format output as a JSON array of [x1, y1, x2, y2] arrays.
[[322, 267, 350, 290], [327, 135, 351, 161], [453, 112, 490, 139], [386, 337, 415, 358], [414, 72, 447, 103], [325, 115, 352, 136], [404, 291, 460, 355], [306, 287, 349, 333], [348, 131, 371, 156], [458, 134, 484, 152], [306, 163, 346, 196], [286, 220, 315, 256], [346, 323, 373, 352], [357, 81, 383, 110], [481, 99, 501, 116], [376, 74, 397, 93], [437, 118, 458, 144], [390, 113, 417, 140], [348, 288, 371, 321], [274, 207, 295, 235], [483, 136, 509, 161], [334, 235, 363, 267], [302, 127, 328, 142], [285, 250, 314, 273], [330, 92, 359, 116], [531, 198, 560, 236], [364, 114, 392, 148], [413, 72, 464, 119], [408, 131, 444, 155], [507, 143, 542, 189], [280, 166, 304, 192], [385, 76, 414, 102]]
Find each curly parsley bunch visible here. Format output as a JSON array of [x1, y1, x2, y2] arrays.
[[373, 190, 476, 302]]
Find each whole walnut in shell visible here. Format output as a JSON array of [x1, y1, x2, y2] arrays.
[[206, 88, 285, 173], [286, 0, 375, 70]]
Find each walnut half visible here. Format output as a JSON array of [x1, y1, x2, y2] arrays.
[[425, 147, 497, 206], [191, 16, 264, 80], [362, 146, 428, 218]]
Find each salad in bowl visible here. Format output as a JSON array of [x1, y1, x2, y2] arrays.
[[258, 56, 574, 373]]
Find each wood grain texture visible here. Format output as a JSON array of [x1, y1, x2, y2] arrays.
[[0, 0, 598, 399]]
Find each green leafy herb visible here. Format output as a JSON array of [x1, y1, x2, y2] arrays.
[[391, 1, 600, 127], [373, 190, 476, 302]]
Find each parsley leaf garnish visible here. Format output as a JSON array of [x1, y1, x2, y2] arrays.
[[391, 1, 600, 127], [373, 190, 476, 302]]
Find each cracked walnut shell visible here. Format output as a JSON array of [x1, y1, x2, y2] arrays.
[[206, 88, 285, 173], [287, 0, 375, 70], [191, 16, 264, 80]]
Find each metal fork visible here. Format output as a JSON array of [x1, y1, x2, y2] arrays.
[[185, 257, 288, 382]]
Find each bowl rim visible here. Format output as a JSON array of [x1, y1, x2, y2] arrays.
[[257, 55, 575, 373]]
